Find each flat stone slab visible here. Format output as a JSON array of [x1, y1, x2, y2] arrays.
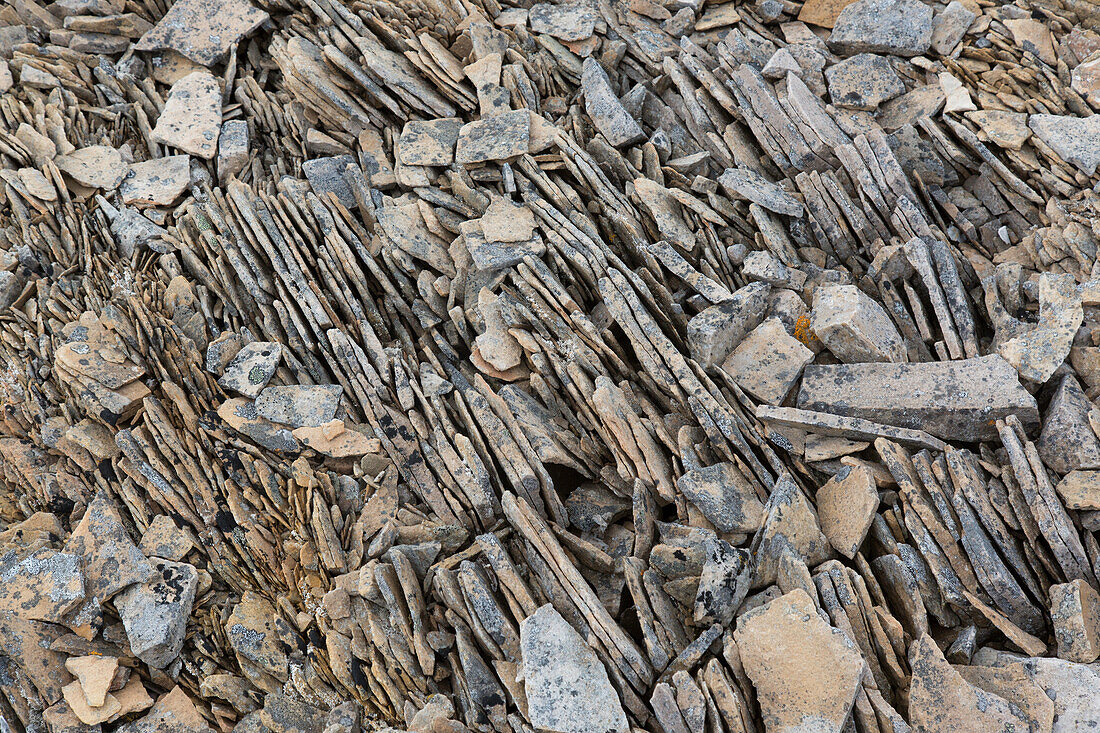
[[797, 355, 1039, 441], [152, 71, 222, 159], [135, 0, 269, 66], [119, 154, 190, 206], [828, 0, 933, 56]]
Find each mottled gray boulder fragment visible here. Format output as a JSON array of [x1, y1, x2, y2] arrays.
[[455, 110, 530, 164], [115, 558, 198, 668], [687, 282, 771, 368], [824, 53, 905, 110], [582, 59, 645, 147], [1037, 375, 1100, 474], [520, 604, 628, 733], [797, 355, 1039, 441], [256, 385, 342, 428], [135, 0, 269, 66], [303, 155, 358, 209], [218, 342, 282, 398], [718, 168, 803, 216], [677, 462, 765, 533], [828, 0, 933, 56], [1029, 114, 1100, 175]]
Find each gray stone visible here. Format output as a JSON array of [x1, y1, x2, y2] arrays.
[[1050, 579, 1100, 663], [797, 355, 1039, 441], [828, 0, 933, 56], [528, 3, 598, 41], [455, 110, 530, 165], [582, 58, 645, 147], [303, 155, 358, 210], [825, 53, 905, 110], [217, 120, 249, 184], [721, 318, 814, 405], [135, 0, 269, 66], [930, 0, 976, 54], [694, 540, 751, 625], [520, 604, 628, 733], [1029, 114, 1100, 175], [877, 84, 946, 132], [398, 118, 463, 167], [998, 272, 1082, 383], [65, 491, 154, 602], [677, 462, 765, 533], [718, 168, 803, 216], [255, 384, 342, 428], [1037, 375, 1100, 474], [810, 284, 906, 363], [218, 342, 282, 398], [152, 71, 222, 159], [115, 559, 197, 668], [686, 282, 771, 368]]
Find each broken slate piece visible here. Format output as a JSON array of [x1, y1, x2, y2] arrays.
[[528, 3, 598, 41], [1028, 114, 1100, 175], [0, 549, 84, 623], [721, 318, 814, 405], [398, 118, 463, 167], [965, 110, 1030, 150], [1056, 470, 1100, 510], [825, 53, 905, 111], [55, 146, 127, 190], [152, 71, 222, 159], [718, 168, 803, 216], [1037, 375, 1100, 474], [815, 464, 878, 559], [735, 589, 864, 732], [998, 272, 1082, 384], [479, 195, 536, 243], [520, 604, 629, 733], [695, 541, 751, 625], [219, 398, 301, 453], [114, 558, 198, 668], [930, 1, 976, 55], [582, 58, 645, 147], [135, 0, 269, 66], [218, 342, 282, 398], [303, 155, 358, 209], [139, 514, 193, 562], [687, 282, 771, 368], [255, 384, 342, 428], [455, 110, 530, 164], [64, 491, 154, 601], [810, 284, 906, 363], [828, 0, 932, 56], [65, 655, 118, 708], [797, 355, 1039, 441], [217, 119, 249, 184], [676, 462, 765, 533], [1051, 579, 1100, 663], [119, 155, 190, 206]]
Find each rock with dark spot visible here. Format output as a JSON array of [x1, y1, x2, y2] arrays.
[[218, 342, 282, 398], [114, 558, 198, 668]]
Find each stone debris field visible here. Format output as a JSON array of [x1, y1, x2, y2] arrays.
[[4, 0, 1100, 729]]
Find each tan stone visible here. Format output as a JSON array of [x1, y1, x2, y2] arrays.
[[62, 681, 121, 725], [721, 318, 814, 405], [965, 109, 1030, 150], [152, 71, 222, 159], [798, 0, 859, 28], [64, 655, 118, 708], [55, 146, 127, 190], [1051, 579, 1100, 663], [815, 465, 878, 559], [1004, 18, 1056, 65]]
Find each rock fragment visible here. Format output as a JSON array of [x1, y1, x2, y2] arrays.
[[135, 0, 269, 66], [114, 559, 198, 668], [152, 71, 222, 159], [1051, 580, 1100, 663], [582, 58, 644, 147], [218, 342, 282, 398], [825, 53, 905, 111], [810, 284, 907, 364], [828, 0, 933, 56]]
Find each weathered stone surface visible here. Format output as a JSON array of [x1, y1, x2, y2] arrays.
[[65, 491, 153, 602], [119, 155, 190, 206], [1000, 273, 1082, 384], [966, 109, 1031, 150], [217, 119, 249, 183], [152, 71, 222, 159], [520, 604, 629, 733], [528, 2, 598, 41], [1004, 18, 1056, 66], [398, 118, 463, 167], [815, 464, 877, 559], [798, 355, 1039, 441], [115, 558, 198, 668], [302, 155, 358, 209], [0, 549, 83, 623], [455, 110, 530, 164], [930, 1, 976, 54], [735, 589, 864, 733], [825, 53, 905, 110], [135, 0, 269, 66], [1056, 470, 1100, 510], [1051, 579, 1100, 663], [721, 318, 814, 405], [218, 398, 300, 453], [810, 284, 906, 364], [65, 655, 118, 708], [828, 0, 933, 56], [909, 634, 1032, 731], [972, 649, 1100, 732], [1037, 375, 1100, 474], [718, 168, 803, 216], [1029, 114, 1100, 175], [582, 58, 644, 147], [218, 342, 282, 398], [798, 0, 859, 28], [55, 146, 127, 190], [687, 282, 771, 368], [754, 476, 831, 585], [677, 462, 764, 533], [255, 384, 342, 428], [139, 515, 193, 562]]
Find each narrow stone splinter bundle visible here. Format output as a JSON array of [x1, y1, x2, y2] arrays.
[[2, 0, 1100, 730]]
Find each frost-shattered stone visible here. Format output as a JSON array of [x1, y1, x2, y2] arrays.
[[139, 514, 193, 562], [114, 558, 198, 668], [999, 272, 1083, 384], [582, 58, 645, 147], [810, 284, 906, 363], [65, 491, 153, 601], [718, 168, 803, 216], [256, 384, 342, 428], [1056, 470, 1100, 510], [152, 71, 222, 159], [65, 655, 118, 708], [217, 119, 249, 184], [966, 110, 1031, 150], [119, 155, 190, 206], [798, 356, 1039, 441], [930, 0, 976, 54], [56, 146, 127, 190], [735, 589, 864, 733], [399, 118, 463, 167], [1050, 579, 1100, 663], [828, 0, 933, 56], [520, 604, 629, 733], [815, 464, 878, 559], [303, 155, 358, 209], [1029, 114, 1100, 175], [721, 318, 814, 405], [135, 0, 269, 66], [218, 342, 282, 398], [825, 54, 905, 111], [677, 462, 765, 533], [909, 635, 1032, 731], [1037, 375, 1100, 474], [455, 110, 530, 164], [528, 3, 598, 41], [0, 549, 84, 623]]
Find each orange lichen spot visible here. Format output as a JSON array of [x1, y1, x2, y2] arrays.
[[793, 314, 820, 349]]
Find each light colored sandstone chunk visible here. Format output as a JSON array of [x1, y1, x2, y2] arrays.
[[810, 284, 906, 363], [721, 318, 814, 405], [1051, 579, 1100, 663], [152, 71, 222, 159]]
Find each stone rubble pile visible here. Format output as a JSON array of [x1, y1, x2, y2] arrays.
[[3, 0, 1100, 730]]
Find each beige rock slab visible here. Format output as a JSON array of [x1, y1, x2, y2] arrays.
[[119, 154, 190, 206], [152, 71, 222, 159], [62, 681, 121, 725], [1051, 579, 1100, 663], [55, 146, 127, 190], [815, 464, 878, 559], [64, 655, 118, 708]]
